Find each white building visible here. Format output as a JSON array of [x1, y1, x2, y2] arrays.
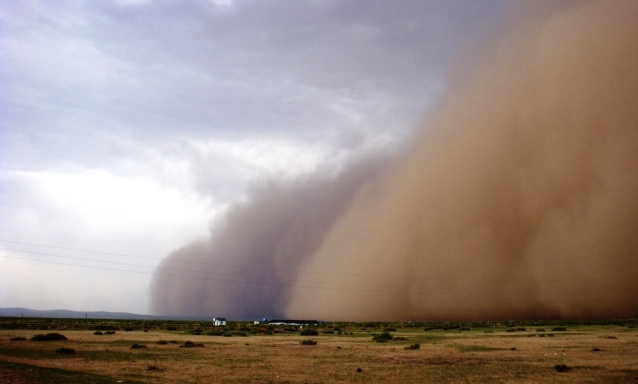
[[213, 317, 227, 326]]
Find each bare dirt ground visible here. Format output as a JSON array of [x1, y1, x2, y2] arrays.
[[1, 321, 637, 383]]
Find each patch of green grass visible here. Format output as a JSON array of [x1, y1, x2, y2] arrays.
[[0, 359, 140, 384]]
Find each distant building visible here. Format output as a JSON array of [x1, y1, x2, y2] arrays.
[[212, 317, 226, 326], [268, 319, 323, 326]]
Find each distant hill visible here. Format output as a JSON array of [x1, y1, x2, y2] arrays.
[[0, 307, 224, 320]]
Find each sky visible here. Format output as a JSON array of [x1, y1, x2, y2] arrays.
[[0, 0, 512, 314]]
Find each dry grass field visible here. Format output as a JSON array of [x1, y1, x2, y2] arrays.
[[1, 318, 637, 383]]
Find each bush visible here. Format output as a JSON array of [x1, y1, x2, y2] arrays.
[[10, 337, 26, 341], [383, 327, 397, 332], [32, 333, 67, 341], [131, 344, 147, 349], [93, 331, 103, 335], [516, 327, 527, 332], [536, 328, 546, 332], [55, 347, 76, 355], [372, 332, 393, 342], [166, 327, 177, 331], [554, 364, 570, 372], [323, 330, 335, 334], [404, 343, 420, 350], [181, 341, 204, 348], [234, 331, 248, 337], [552, 327, 567, 332], [157, 340, 168, 345], [207, 330, 224, 336], [300, 329, 318, 336], [104, 331, 116, 335], [300, 339, 317, 345], [460, 327, 471, 331]]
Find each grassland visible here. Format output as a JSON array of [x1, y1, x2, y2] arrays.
[[1, 318, 637, 383]]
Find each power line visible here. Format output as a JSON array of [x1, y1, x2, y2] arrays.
[[0, 239, 406, 280], [1, 253, 632, 296], [0, 248, 399, 290]]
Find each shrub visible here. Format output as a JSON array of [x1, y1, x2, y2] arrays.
[[234, 331, 248, 337], [300, 329, 318, 336], [131, 344, 147, 349], [207, 330, 224, 336], [300, 339, 317, 345], [372, 332, 393, 342], [166, 327, 177, 331], [536, 328, 546, 332], [552, 327, 567, 332], [516, 328, 527, 332], [554, 364, 570, 372], [383, 327, 397, 332], [157, 340, 168, 345], [93, 331, 103, 335], [32, 333, 67, 341], [104, 331, 116, 335], [181, 341, 204, 348], [55, 347, 76, 355], [10, 337, 26, 341], [323, 330, 335, 334], [460, 327, 471, 331], [404, 343, 420, 350], [592, 348, 601, 352], [147, 365, 160, 371], [393, 336, 408, 341]]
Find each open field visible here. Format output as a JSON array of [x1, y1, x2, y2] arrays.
[[1, 318, 637, 383]]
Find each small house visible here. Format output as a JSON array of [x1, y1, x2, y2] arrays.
[[212, 317, 227, 326]]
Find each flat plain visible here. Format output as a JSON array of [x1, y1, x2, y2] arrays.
[[1, 318, 637, 383]]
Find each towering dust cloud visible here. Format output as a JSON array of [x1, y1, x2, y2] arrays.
[[151, 1, 638, 320]]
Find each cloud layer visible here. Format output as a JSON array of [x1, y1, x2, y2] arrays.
[[151, 0, 638, 320]]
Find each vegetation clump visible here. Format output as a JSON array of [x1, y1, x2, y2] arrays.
[[372, 332, 393, 342], [300, 329, 318, 336], [300, 339, 317, 345], [404, 343, 420, 350], [181, 341, 204, 348], [55, 347, 76, 355], [554, 364, 570, 372], [32, 333, 67, 341], [10, 337, 26, 341], [552, 327, 567, 332], [131, 344, 147, 349], [156, 340, 168, 345], [93, 331, 103, 335]]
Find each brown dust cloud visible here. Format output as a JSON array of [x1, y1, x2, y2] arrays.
[[151, 1, 638, 321]]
